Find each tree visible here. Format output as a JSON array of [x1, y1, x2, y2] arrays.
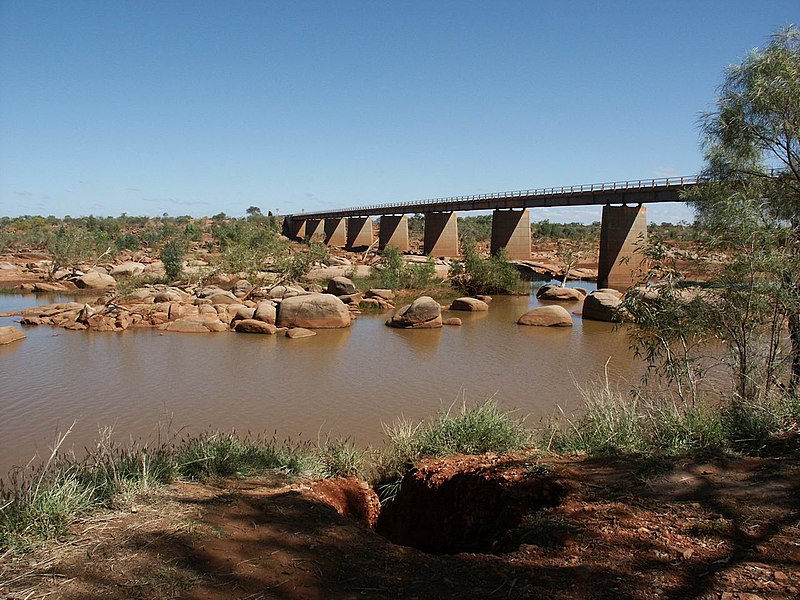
[[689, 24, 800, 393]]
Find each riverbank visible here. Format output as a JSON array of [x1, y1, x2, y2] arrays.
[[2, 450, 798, 599], [2, 398, 799, 599]]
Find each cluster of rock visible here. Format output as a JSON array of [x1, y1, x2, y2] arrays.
[[516, 284, 624, 327]]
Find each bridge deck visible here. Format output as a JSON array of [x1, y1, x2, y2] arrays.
[[288, 176, 698, 220]]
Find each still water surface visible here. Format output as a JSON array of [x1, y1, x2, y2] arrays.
[[0, 286, 643, 472]]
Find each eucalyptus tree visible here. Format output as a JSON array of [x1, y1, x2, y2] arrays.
[[686, 25, 800, 395]]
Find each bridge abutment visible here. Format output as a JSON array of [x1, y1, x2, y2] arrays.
[[423, 212, 459, 257], [324, 218, 347, 247], [379, 215, 410, 252], [490, 209, 531, 260], [346, 217, 374, 249], [283, 217, 305, 240], [597, 205, 647, 291]]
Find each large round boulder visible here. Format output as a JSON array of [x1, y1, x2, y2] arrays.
[[386, 296, 442, 329], [449, 297, 489, 311], [276, 293, 351, 329], [582, 290, 623, 322], [326, 276, 358, 296], [536, 284, 585, 302], [517, 305, 573, 327]]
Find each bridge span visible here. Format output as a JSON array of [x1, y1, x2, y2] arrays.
[[283, 175, 698, 290]]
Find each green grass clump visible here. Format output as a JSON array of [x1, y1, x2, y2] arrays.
[[0, 429, 365, 554], [375, 399, 531, 502]]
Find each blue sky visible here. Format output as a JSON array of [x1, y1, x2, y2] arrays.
[[0, 1, 797, 223]]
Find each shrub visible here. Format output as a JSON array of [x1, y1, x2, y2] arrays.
[[449, 244, 526, 295], [371, 247, 437, 289], [160, 240, 185, 281]]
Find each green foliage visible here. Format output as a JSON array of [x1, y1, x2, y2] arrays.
[[449, 244, 526, 295], [371, 246, 437, 289], [690, 24, 800, 393], [375, 399, 530, 502], [160, 240, 185, 281], [274, 241, 329, 283], [457, 215, 492, 244], [45, 225, 96, 276]]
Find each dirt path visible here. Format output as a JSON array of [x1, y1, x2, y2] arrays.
[[2, 453, 799, 599]]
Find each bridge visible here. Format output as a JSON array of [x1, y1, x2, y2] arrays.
[[283, 175, 699, 290]]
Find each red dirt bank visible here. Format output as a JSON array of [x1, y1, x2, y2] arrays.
[[2, 452, 799, 599]]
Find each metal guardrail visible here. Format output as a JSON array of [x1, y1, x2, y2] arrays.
[[290, 175, 700, 219]]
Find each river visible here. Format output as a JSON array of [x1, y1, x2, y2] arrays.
[[0, 285, 643, 473]]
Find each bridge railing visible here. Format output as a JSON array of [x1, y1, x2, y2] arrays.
[[294, 175, 700, 218]]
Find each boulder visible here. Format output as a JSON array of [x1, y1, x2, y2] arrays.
[[443, 317, 462, 326], [276, 293, 351, 329], [233, 279, 253, 296], [153, 288, 186, 303], [165, 318, 213, 333], [366, 288, 395, 301], [208, 293, 239, 305], [230, 306, 256, 323], [450, 297, 489, 311], [517, 305, 573, 327], [31, 281, 69, 293], [253, 301, 277, 325], [582, 290, 623, 322], [326, 276, 358, 296], [75, 271, 116, 289], [536, 284, 584, 302], [475, 295, 493, 303], [0, 326, 26, 345], [110, 262, 146, 277], [234, 319, 278, 335], [286, 327, 316, 339], [386, 296, 443, 329], [268, 285, 306, 300]]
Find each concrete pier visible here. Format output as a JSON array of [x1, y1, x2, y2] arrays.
[[379, 215, 410, 252], [346, 217, 374, 249], [302, 218, 324, 242], [324, 218, 347, 247], [283, 217, 306, 240], [423, 212, 459, 257], [490, 209, 531, 260], [597, 205, 647, 291]]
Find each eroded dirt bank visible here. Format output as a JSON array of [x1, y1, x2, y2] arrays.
[[2, 452, 799, 599]]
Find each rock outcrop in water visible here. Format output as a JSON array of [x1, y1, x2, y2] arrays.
[[386, 296, 443, 329]]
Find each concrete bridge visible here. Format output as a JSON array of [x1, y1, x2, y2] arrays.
[[283, 175, 698, 290]]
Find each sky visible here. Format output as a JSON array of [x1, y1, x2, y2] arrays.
[[0, 1, 797, 224]]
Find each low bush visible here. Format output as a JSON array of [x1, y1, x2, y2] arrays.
[[449, 245, 526, 295]]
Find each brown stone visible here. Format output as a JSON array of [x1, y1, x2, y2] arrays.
[[443, 317, 462, 326], [326, 276, 358, 296], [286, 327, 316, 339], [165, 319, 211, 333], [536, 284, 584, 302], [386, 296, 442, 329], [582, 290, 623, 322], [234, 319, 278, 335], [277, 293, 351, 329], [450, 297, 489, 311], [517, 305, 573, 327], [0, 326, 26, 345]]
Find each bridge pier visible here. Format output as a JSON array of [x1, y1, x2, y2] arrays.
[[283, 217, 306, 240], [423, 212, 459, 257], [490, 209, 531, 260], [379, 215, 409, 252], [304, 218, 324, 242], [346, 217, 374, 249], [597, 205, 647, 291], [324, 218, 347, 247]]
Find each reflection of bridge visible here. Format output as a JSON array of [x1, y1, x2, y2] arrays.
[[283, 176, 698, 290]]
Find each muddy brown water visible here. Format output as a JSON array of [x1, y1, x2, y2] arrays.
[[0, 286, 643, 473]]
